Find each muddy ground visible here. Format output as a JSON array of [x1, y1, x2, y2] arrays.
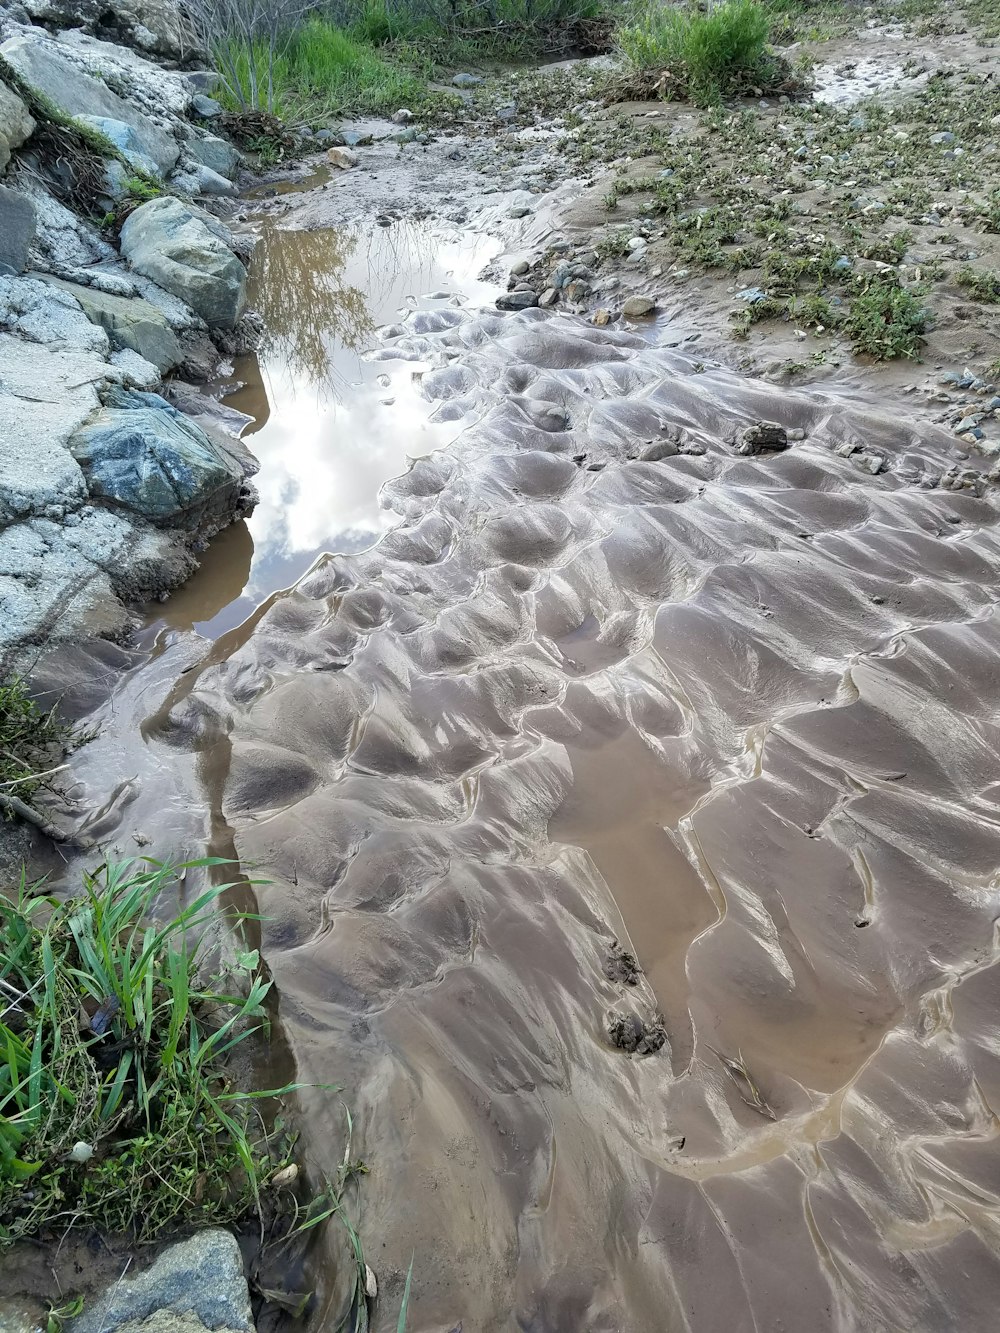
[[8, 5, 1000, 1331]]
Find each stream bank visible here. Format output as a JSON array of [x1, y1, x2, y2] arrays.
[[6, 2, 1000, 1329]]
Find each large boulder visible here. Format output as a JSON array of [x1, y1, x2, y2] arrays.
[[185, 133, 240, 180], [120, 197, 247, 330], [0, 78, 34, 174], [0, 32, 179, 174], [17, 0, 202, 62], [68, 391, 249, 531], [34, 275, 183, 371], [67, 1231, 254, 1333], [0, 187, 36, 275], [73, 115, 161, 177]]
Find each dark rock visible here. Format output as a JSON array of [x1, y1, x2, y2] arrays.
[[737, 421, 789, 455], [0, 185, 35, 275], [191, 94, 222, 119], [68, 391, 248, 531], [496, 290, 538, 311]]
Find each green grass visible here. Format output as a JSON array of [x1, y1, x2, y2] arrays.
[[618, 0, 790, 106], [0, 680, 67, 807], [217, 17, 430, 120], [956, 266, 1000, 304], [0, 859, 303, 1244], [845, 277, 927, 359]]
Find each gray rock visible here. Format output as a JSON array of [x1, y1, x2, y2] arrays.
[[391, 108, 413, 124], [508, 205, 530, 219], [0, 187, 35, 275], [539, 287, 558, 307], [185, 133, 240, 179], [930, 130, 955, 146], [1, 33, 179, 173], [120, 196, 247, 329], [178, 70, 220, 96], [622, 295, 655, 318], [73, 114, 160, 177], [34, 274, 182, 370], [452, 72, 482, 88], [510, 260, 530, 276], [17, 0, 201, 61], [340, 130, 372, 148], [313, 128, 337, 144], [496, 290, 538, 311], [68, 392, 247, 529], [0, 79, 34, 174], [190, 94, 222, 119], [170, 162, 238, 196], [68, 1231, 253, 1333]]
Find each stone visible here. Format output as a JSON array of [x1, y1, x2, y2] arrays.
[[510, 260, 530, 276], [738, 421, 789, 454], [170, 163, 238, 196], [392, 108, 414, 124], [325, 146, 358, 169], [855, 451, 885, 474], [0, 187, 35, 275], [622, 295, 655, 318], [68, 392, 247, 529], [539, 287, 558, 307], [179, 70, 220, 96], [0, 33, 179, 174], [67, 1231, 253, 1333], [930, 130, 955, 146], [313, 128, 337, 144], [0, 79, 34, 174], [593, 309, 611, 326], [34, 275, 183, 371], [509, 205, 531, 219], [185, 133, 240, 179], [120, 196, 247, 330], [341, 131, 372, 148], [452, 72, 482, 88], [73, 114, 161, 177], [17, 0, 201, 62], [496, 290, 538, 311], [190, 93, 222, 119]]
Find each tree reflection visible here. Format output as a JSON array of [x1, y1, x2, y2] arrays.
[[248, 224, 375, 394]]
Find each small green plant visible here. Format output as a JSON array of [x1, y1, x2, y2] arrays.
[[956, 266, 1000, 303], [846, 277, 927, 359], [618, 0, 790, 106], [0, 679, 68, 807], [125, 174, 162, 202], [0, 860, 301, 1244]]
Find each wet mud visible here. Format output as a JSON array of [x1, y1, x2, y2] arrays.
[[44, 286, 1000, 1330]]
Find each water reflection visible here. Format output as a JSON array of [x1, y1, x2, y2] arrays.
[[152, 219, 501, 638]]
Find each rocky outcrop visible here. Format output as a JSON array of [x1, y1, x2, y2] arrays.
[[15, 0, 201, 62], [0, 77, 33, 173], [0, 274, 255, 668], [69, 390, 251, 531], [0, 185, 34, 273], [35, 275, 184, 370], [0, 31, 180, 174], [68, 1231, 254, 1333], [120, 197, 247, 330]]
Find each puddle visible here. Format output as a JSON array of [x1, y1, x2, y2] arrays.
[[149, 219, 501, 637]]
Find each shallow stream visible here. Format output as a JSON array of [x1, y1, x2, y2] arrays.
[[40, 175, 1000, 1332]]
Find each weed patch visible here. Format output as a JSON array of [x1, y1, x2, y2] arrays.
[[618, 0, 798, 106], [956, 266, 1000, 304], [1, 861, 303, 1245], [846, 277, 927, 359]]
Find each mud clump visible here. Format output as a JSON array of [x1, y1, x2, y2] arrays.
[[607, 1009, 668, 1055], [604, 940, 641, 985]]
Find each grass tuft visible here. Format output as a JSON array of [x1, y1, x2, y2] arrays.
[[0, 860, 298, 1245], [618, 0, 793, 106], [845, 276, 927, 360]]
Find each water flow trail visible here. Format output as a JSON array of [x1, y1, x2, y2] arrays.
[[39, 184, 1000, 1333]]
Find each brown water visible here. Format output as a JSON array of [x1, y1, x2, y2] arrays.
[[37, 201, 1000, 1333]]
